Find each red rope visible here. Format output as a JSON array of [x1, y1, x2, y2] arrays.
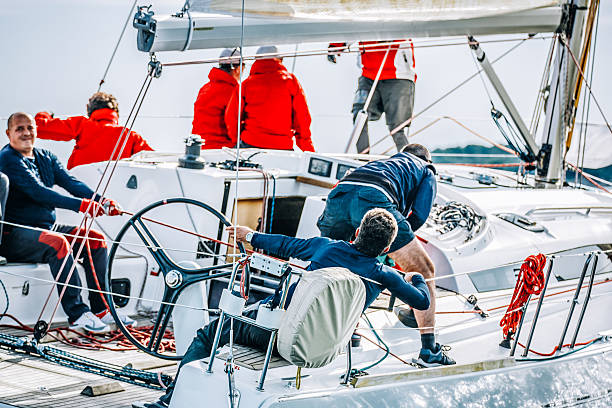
[[517, 338, 599, 357], [499, 254, 547, 337]]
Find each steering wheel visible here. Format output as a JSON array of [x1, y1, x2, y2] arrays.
[[105, 197, 246, 360]]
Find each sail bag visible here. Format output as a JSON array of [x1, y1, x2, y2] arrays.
[[277, 267, 366, 368]]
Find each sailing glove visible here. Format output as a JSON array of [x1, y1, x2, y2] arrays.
[[79, 199, 105, 218], [102, 198, 122, 216]]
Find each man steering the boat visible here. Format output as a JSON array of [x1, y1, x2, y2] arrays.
[[0, 112, 134, 332], [317, 143, 456, 366], [134, 208, 430, 408]]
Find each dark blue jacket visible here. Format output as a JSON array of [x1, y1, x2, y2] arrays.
[[0, 144, 98, 229], [342, 152, 436, 232], [251, 233, 430, 311]]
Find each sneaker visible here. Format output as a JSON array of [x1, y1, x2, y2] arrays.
[[396, 308, 418, 328], [132, 400, 168, 408], [71, 311, 110, 333], [97, 309, 136, 327], [414, 343, 456, 367]]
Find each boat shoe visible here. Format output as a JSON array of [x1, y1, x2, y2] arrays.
[[97, 309, 137, 327], [414, 343, 456, 367], [70, 311, 110, 333]]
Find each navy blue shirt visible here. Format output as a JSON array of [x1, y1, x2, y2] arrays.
[[342, 152, 436, 232], [0, 144, 98, 229], [251, 233, 430, 311]]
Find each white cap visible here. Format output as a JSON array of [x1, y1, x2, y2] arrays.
[[255, 45, 279, 59], [219, 48, 242, 66]]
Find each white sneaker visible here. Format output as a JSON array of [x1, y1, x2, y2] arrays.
[[71, 311, 110, 333], [97, 309, 136, 327]]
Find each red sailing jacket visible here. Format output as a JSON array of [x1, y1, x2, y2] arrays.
[[35, 109, 153, 169], [330, 40, 416, 82], [192, 67, 239, 149], [225, 59, 314, 152]]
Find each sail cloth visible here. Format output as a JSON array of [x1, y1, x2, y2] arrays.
[[193, 0, 560, 22], [565, 124, 612, 169], [136, 1, 563, 52]]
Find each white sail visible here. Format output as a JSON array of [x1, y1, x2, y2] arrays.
[[194, 0, 560, 22], [135, 1, 563, 52]]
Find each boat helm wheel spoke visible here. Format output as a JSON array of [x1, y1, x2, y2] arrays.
[[105, 197, 245, 360]]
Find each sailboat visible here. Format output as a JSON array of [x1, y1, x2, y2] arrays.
[[1, 0, 611, 407]]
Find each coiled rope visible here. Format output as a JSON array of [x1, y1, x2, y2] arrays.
[[499, 254, 547, 338]]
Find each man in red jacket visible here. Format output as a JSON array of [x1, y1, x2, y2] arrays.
[[35, 92, 153, 169], [329, 40, 416, 154], [225, 45, 315, 152], [192, 48, 244, 149]]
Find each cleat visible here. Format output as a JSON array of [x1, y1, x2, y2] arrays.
[[70, 311, 110, 333], [413, 343, 456, 367], [97, 309, 136, 327]]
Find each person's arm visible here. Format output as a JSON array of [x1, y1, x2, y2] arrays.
[[380, 266, 430, 310], [407, 170, 436, 232], [226, 225, 328, 260], [3, 158, 82, 212], [35, 112, 84, 142], [224, 89, 241, 145], [252, 233, 329, 260], [291, 78, 315, 152], [50, 152, 101, 201], [129, 130, 154, 155]]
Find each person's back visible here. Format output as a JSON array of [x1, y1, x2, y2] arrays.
[[343, 150, 436, 216], [35, 92, 153, 169], [193, 48, 242, 149], [225, 46, 314, 152]]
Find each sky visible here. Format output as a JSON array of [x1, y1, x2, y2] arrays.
[[0, 0, 610, 164]]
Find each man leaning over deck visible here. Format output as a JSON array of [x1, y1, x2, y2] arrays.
[[133, 208, 430, 408], [0, 112, 134, 332], [317, 143, 456, 367]]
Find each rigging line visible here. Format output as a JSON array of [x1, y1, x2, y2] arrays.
[[41, 71, 157, 326], [566, 162, 611, 194], [562, 38, 612, 137], [97, 0, 138, 92], [579, 4, 600, 188], [530, 35, 557, 135], [161, 36, 552, 68], [469, 39, 494, 107], [0, 219, 227, 258], [370, 36, 531, 153]]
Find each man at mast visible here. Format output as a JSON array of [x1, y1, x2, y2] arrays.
[[328, 40, 416, 154], [0, 112, 134, 332], [35, 92, 153, 169], [317, 143, 455, 366], [225, 45, 315, 152], [134, 209, 429, 408], [192, 48, 245, 149]]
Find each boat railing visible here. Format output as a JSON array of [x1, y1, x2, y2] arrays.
[[510, 252, 600, 357], [525, 205, 612, 216]]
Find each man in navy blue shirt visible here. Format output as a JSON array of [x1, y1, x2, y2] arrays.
[[0, 112, 133, 332], [137, 208, 429, 408], [317, 143, 454, 366]]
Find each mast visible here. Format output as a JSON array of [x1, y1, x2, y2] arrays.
[[536, 0, 588, 187]]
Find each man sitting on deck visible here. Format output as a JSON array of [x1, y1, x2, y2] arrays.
[[35, 92, 153, 169], [0, 112, 134, 332], [134, 208, 430, 408]]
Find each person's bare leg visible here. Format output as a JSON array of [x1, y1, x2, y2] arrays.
[[388, 239, 435, 334]]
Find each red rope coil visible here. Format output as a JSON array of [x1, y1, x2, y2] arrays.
[[499, 254, 547, 337]]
